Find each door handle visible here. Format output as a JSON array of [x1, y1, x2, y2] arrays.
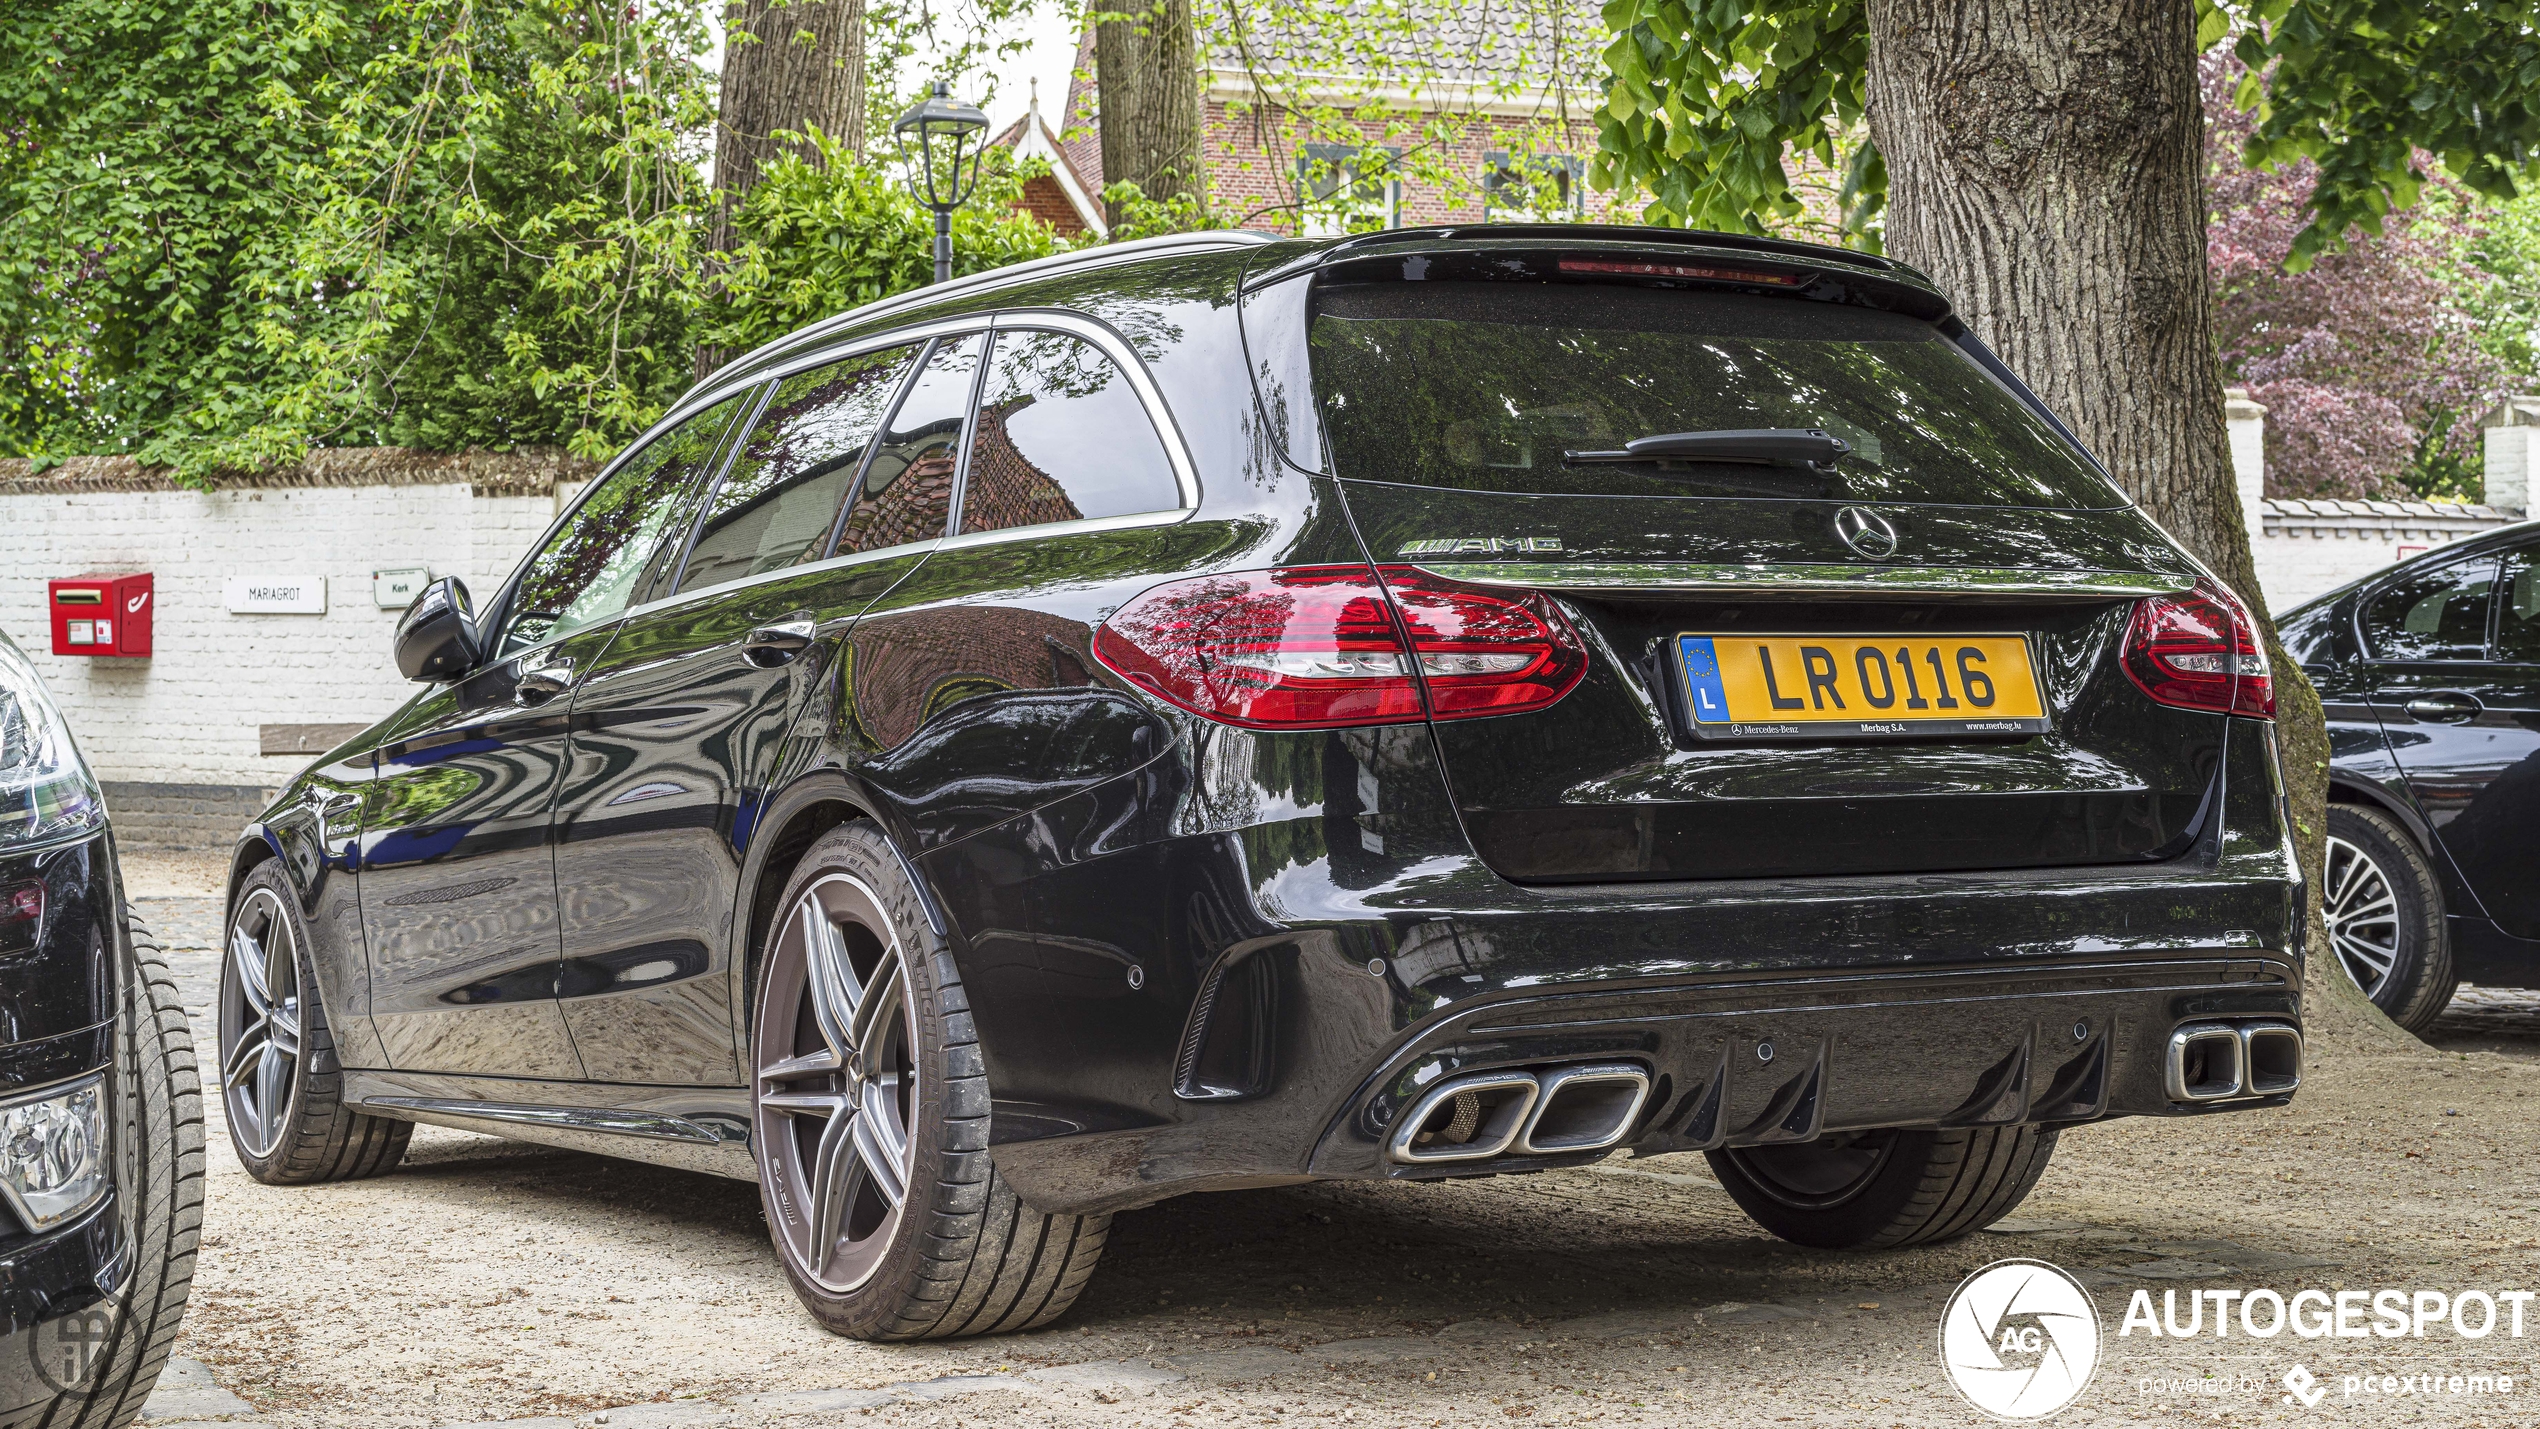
[[515, 665, 573, 706], [743, 619, 818, 668], [2402, 693, 2481, 723]]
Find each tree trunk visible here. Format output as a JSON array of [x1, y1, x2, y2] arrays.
[[1863, 0, 2408, 1050], [699, 0, 867, 377], [1095, 0, 1203, 227]]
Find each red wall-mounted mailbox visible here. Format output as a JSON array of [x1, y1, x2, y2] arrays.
[[49, 574, 152, 658]]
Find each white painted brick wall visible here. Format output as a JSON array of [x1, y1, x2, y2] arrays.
[[2254, 499, 2526, 612], [0, 484, 559, 788]]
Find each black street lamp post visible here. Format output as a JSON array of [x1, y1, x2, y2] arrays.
[[891, 82, 993, 285]]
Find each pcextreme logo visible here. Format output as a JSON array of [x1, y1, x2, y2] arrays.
[[1938, 1259, 2103, 1419]]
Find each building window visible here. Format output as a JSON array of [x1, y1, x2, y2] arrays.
[[1483, 152, 1583, 222], [1298, 143, 1400, 236]]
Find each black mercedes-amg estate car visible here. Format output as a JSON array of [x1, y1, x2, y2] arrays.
[[223, 226, 2303, 1340], [0, 628, 198, 1427], [2277, 520, 2540, 1032]]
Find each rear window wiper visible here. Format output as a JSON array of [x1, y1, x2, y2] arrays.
[[1564, 428, 1851, 470]]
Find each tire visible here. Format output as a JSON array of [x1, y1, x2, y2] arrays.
[[41, 909, 205, 1428], [1707, 1125, 2059, 1250], [750, 822, 1109, 1340], [218, 861, 410, 1184], [2324, 803, 2456, 1033]]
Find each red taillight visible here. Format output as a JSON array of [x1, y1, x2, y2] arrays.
[[3, 885, 36, 921], [1091, 565, 1587, 730], [2121, 577, 2274, 719]]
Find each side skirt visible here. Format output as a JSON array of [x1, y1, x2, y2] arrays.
[[344, 1069, 758, 1182]]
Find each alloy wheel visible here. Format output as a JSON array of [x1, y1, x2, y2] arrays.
[[219, 888, 303, 1158], [754, 873, 921, 1295], [2324, 834, 2401, 996]]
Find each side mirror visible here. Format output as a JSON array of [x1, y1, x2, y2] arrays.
[[394, 577, 482, 681]]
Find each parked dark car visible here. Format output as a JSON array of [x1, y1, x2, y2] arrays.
[[0, 628, 199, 1427], [2277, 522, 2540, 1031], [224, 226, 2302, 1340]]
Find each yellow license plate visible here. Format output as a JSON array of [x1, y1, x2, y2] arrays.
[[1677, 633, 2048, 740]]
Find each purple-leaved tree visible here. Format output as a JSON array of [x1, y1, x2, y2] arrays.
[[2206, 53, 2511, 501]]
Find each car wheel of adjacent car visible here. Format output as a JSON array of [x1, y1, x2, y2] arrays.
[[2323, 804, 2456, 1033], [1707, 1125, 2059, 1250], [50, 911, 207, 1428], [752, 822, 1110, 1340], [218, 862, 410, 1184]]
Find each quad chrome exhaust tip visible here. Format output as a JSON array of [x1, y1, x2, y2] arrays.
[[1387, 1062, 1651, 1165], [2166, 1020, 2302, 1104]]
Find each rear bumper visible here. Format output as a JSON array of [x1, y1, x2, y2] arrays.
[[941, 715, 2301, 1215], [1312, 954, 2296, 1182], [970, 835, 2301, 1212]]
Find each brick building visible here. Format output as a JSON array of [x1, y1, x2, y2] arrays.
[[988, 82, 1107, 239], [1025, 4, 1621, 237]]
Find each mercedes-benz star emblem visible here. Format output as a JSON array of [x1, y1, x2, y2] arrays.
[[1834, 505, 1900, 559]]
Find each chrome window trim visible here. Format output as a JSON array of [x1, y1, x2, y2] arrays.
[[693, 231, 1277, 395], [936, 507, 1191, 554], [617, 537, 944, 625]]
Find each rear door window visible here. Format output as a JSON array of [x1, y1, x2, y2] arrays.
[[1307, 280, 2126, 508], [834, 335, 983, 555], [2363, 557, 2500, 661], [958, 329, 1181, 535], [674, 345, 918, 594]]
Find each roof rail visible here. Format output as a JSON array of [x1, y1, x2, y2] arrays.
[[691, 229, 1279, 395]]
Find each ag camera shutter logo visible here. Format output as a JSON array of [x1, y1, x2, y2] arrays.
[[1939, 1259, 2103, 1419]]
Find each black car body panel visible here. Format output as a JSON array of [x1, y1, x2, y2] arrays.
[[0, 833, 133, 1425], [235, 225, 2303, 1214], [2282, 520, 2540, 985]]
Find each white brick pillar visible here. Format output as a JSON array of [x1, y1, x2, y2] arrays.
[[2224, 387, 2267, 547], [2483, 396, 2540, 516]]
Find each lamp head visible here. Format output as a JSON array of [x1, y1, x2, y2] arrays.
[[891, 81, 992, 209]]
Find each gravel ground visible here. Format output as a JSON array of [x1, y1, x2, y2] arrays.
[[126, 850, 2540, 1428]]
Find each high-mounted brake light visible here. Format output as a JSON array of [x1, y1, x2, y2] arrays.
[[2121, 577, 2274, 719], [1092, 565, 1587, 730], [1556, 258, 1806, 286]]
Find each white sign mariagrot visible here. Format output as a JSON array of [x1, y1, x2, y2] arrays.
[[224, 575, 328, 614]]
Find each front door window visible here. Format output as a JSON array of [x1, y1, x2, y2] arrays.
[[499, 392, 747, 655]]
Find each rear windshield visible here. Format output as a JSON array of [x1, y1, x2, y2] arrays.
[[1308, 281, 2126, 508]]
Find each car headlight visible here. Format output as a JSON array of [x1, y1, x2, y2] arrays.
[[0, 627, 104, 848], [0, 1074, 108, 1230]]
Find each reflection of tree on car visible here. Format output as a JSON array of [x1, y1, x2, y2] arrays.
[[503, 393, 748, 653]]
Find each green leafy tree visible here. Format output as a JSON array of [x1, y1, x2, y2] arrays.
[[1593, 2, 2540, 270], [0, 0, 716, 477], [695, 131, 1072, 359]]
